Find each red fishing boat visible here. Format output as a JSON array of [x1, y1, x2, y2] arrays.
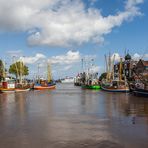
[[34, 83, 56, 90], [34, 62, 56, 90]]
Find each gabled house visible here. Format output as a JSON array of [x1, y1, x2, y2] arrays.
[[136, 59, 148, 75]]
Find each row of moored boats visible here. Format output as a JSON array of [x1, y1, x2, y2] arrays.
[[74, 53, 148, 97], [0, 79, 56, 93]]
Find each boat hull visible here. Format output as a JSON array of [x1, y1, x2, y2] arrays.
[[133, 89, 148, 97], [0, 88, 31, 93], [15, 88, 30, 92], [0, 88, 15, 93], [34, 85, 56, 90], [82, 85, 101, 90], [101, 86, 129, 92]]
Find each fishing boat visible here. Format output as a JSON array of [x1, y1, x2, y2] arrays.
[[129, 59, 148, 97], [61, 77, 74, 83], [34, 83, 56, 90], [34, 62, 56, 90], [74, 73, 83, 86], [80, 58, 101, 90], [101, 80, 129, 92], [101, 53, 130, 92], [130, 81, 148, 97], [0, 79, 16, 93]]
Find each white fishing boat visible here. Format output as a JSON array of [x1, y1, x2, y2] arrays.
[[61, 77, 74, 83]]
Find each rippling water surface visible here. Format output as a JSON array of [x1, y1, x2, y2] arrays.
[[0, 84, 148, 148]]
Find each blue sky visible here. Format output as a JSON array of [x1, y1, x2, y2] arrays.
[[0, 0, 147, 79]]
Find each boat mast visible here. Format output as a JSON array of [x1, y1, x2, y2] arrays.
[[119, 57, 122, 81], [47, 62, 52, 83], [2, 60, 6, 80], [112, 54, 115, 81], [19, 59, 24, 84], [108, 53, 111, 82], [105, 54, 108, 81], [13, 56, 19, 81], [37, 63, 40, 83], [81, 58, 84, 72]]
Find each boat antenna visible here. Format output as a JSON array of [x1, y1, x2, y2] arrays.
[[37, 63, 40, 82], [124, 48, 127, 57], [81, 58, 84, 72]]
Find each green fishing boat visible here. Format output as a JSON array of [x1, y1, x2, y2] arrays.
[[81, 85, 101, 89]]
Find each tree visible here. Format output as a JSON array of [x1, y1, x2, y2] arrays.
[[0, 59, 5, 82], [9, 61, 29, 82], [99, 72, 107, 81]]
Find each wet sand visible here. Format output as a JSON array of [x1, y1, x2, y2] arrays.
[[0, 84, 148, 148]]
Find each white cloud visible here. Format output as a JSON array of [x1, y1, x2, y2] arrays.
[[6, 50, 23, 57], [0, 0, 144, 47], [110, 52, 147, 62], [145, 54, 148, 59], [111, 53, 121, 62], [63, 65, 72, 71], [132, 53, 141, 60], [46, 50, 98, 78], [49, 50, 81, 64], [20, 53, 46, 64], [125, 0, 143, 9], [132, 53, 148, 60], [90, 65, 101, 73]]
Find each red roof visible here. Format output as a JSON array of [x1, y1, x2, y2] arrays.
[[142, 61, 148, 66]]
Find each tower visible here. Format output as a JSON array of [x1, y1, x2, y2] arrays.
[[124, 52, 132, 79]]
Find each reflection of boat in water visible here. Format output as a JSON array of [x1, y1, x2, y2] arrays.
[[61, 77, 74, 83]]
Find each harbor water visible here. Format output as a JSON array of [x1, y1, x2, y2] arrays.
[[0, 83, 148, 148]]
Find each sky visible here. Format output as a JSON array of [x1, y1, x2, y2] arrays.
[[0, 0, 148, 79]]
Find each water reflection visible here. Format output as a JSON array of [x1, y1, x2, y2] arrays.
[[0, 84, 148, 148]]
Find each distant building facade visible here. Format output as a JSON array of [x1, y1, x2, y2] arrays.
[[114, 53, 137, 81], [135, 59, 148, 75]]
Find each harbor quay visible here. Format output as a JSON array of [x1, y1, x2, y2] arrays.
[[0, 83, 148, 148]]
